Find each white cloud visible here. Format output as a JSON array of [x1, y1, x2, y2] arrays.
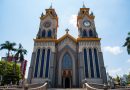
[[103, 46, 123, 55], [128, 68, 130, 72], [108, 68, 122, 77], [69, 15, 77, 28], [127, 59, 130, 63]]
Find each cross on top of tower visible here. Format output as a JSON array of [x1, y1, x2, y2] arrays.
[[65, 28, 69, 34]]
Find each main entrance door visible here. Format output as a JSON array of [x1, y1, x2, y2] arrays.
[[65, 77, 70, 88], [62, 53, 72, 88], [62, 70, 72, 88]]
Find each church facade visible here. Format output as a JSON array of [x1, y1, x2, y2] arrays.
[[27, 4, 107, 88]]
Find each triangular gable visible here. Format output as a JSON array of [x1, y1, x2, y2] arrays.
[[57, 33, 77, 43]]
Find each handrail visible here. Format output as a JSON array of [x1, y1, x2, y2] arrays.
[[83, 83, 97, 90], [29, 82, 47, 90]]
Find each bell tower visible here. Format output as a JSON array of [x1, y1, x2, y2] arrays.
[[77, 4, 107, 85], [77, 4, 98, 38], [37, 5, 58, 39], [28, 5, 58, 86]]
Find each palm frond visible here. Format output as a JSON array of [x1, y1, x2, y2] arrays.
[[23, 49, 27, 54], [123, 42, 127, 47], [19, 43, 23, 49], [128, 32, 130, 35], [15, 43, 27, 62], [19, 53, 24, 62]]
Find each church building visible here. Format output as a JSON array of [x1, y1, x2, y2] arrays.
[[27, 4, 107, 88]]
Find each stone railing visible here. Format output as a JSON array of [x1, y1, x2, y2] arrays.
[[82, 82, 108, 90], [27, 82, 48, 90], [28, 83, 44, 88], [83, 83, 97, 90], [89, 83, 108, 89]]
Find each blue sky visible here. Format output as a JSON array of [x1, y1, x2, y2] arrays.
[[0, 0, 130, 78]]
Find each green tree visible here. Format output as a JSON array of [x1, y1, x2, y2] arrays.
[[14, 44, 27, 78], [0, 41, 16, 58], [0, 61, 21, 85], [127, 73, 130, 84], [115, 75, 120, 85], [15, 44, 27, 62], [123, 32, 130, 54]]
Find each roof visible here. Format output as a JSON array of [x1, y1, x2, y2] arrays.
[[34, 34, 101, 43], [57, 33, 77, 43]]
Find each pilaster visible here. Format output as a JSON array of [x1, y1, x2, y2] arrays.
[[27, 52, 36, 83], [98, 52, 107, 83]]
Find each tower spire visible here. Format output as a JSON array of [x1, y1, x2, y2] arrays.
[[83, 1, 86, 8], [50, 3, 53, 9], [41, 12, 44, 17], [90, 11, 94, 16]]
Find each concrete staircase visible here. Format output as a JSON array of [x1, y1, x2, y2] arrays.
[[48, 88, 86, 90], [48, 88, 103, 90], [27, 82, 104, 90]]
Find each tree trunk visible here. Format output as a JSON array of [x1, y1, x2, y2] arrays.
[[14, 59, 17, 75], [7, 50, 10, 61]]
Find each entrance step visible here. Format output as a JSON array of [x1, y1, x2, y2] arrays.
[[48, 88, 86, 90], [48, 88, 103, 90]]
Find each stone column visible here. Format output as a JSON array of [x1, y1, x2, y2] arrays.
[[87, 48, 91, 78], [49, 52, 55, 87], [27, 52, 36, 84], [92, 48, 96, 78], [44, 49, 47, 78], [78, 52, 84, 86], [98, 52, 107, 83], [38, 49, 43, 78]]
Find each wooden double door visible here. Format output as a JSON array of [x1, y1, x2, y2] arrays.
[[62, 70, 72, 88]]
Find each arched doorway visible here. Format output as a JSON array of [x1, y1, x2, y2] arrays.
[[65, 77, 70, 88], [62, 53, 72, 88], [62, 70, 72, 88]]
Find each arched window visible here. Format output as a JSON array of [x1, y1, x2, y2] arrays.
[[62, 53, 72, 69], [89, 49, 94, 78], [94, 48, 100, 78], [89, 30, 93, 37], [48, 30, 52, 37], [40, 49, 45, 78], [45, 49, 51, 78], [84, 49, 88, 78], [83, 30, 87, 37], [34, 49, 40, 78], [42, 30, 46, 37]]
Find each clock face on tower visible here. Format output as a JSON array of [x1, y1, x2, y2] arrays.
[[43, 21, 51, 28], [83, 20, 91, 27]]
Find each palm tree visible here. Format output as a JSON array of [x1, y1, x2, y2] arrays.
[[15, 43, 27, 62], [0, 41, 16, 60], [123, 32, 130, 54], [0, 41, 16, 84], [14, 44, 27, 78]]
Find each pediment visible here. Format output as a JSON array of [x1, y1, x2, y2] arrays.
[[57, 33, 76, 43], [57, 33, 77, 52]]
